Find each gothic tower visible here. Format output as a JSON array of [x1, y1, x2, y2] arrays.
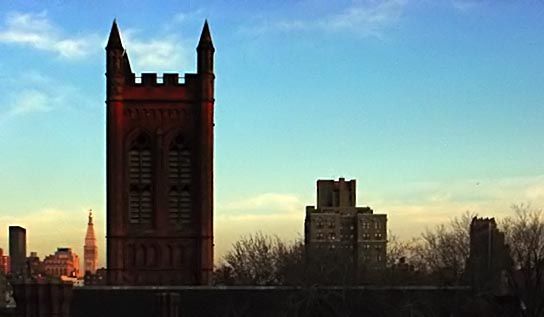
[[106, 20, 215, 285], [84, 210, 98, 274]]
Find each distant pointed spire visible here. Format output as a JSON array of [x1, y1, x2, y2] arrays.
[[84, 209, 98, 274], [197, 20, 214, 51], [106, 19, 124, 49]]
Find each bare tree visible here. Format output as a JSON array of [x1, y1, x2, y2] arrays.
[[501, 203, 544, 317], [411, 211, 475, 285], [385, 233, 425, 285], [214, 232, 303, 285]]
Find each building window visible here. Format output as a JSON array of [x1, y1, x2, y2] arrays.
[[375, 233, 383, 239], [168, 135, 192, 225], [128, 134, 153, 224]]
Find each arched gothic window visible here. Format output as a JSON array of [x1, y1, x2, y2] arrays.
[[168, 135, 191, 225], [128, 134, 153, 224]]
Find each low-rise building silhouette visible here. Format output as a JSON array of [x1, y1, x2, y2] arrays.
[[84, 267, 106, 286], [0, 249, 10, 274], [43, 248, 81, 278], [26, 251, 45, 277]]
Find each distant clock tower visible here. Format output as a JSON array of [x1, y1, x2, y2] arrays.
[[105, 20, 215, 285], [84, 210, 98, 274]]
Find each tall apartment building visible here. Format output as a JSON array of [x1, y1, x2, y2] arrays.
[[305, 178, 387, 282], [43, 248, 81, 278], [9, 226, 26, 276]]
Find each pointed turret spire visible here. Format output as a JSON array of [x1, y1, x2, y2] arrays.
[[106, 19, 124, 50], [197, 20, 215, 75], [197, 20, 215, 51], [88, 209, 93, 225]]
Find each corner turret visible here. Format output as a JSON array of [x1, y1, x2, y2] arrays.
[[197, 20, 215, 74], [106, 20, 132, 99]]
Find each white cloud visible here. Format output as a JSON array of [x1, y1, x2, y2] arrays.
[[0, 11, 99, 59], [123, 33, 190, 72]]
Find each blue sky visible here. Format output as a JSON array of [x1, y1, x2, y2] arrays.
[[0, 0, 543, 266]]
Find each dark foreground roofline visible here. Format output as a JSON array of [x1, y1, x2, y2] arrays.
[[80, 285, 472, 291]]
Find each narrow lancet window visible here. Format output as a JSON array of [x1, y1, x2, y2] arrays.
[[168, 135, 191, 224], [128, 134, 153, 224]]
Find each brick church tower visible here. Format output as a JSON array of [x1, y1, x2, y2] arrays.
[[106, 20, 214, 285]]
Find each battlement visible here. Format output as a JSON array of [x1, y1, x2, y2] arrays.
[[127, 73, 186, 86]]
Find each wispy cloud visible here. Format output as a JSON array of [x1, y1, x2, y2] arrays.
[[172, 9, 205, 25], [0, 71, 91, 122], [323, 0, 406, 37], [8, 89, 53, 116], [0, 11, 99, 59], [215, 193, 305, 260], [221, 193, 303, 215], [370, 175, 544, 239], [242, 0, 407, 38], [451, 0, 486, 12]]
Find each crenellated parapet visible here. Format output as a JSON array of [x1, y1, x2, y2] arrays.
[[106, 19, 213, 103], [127, 73, 184, 86]]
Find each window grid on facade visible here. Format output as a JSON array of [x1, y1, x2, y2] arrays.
[[168, 136, 192, 225], [128, 134, 152, 224]]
